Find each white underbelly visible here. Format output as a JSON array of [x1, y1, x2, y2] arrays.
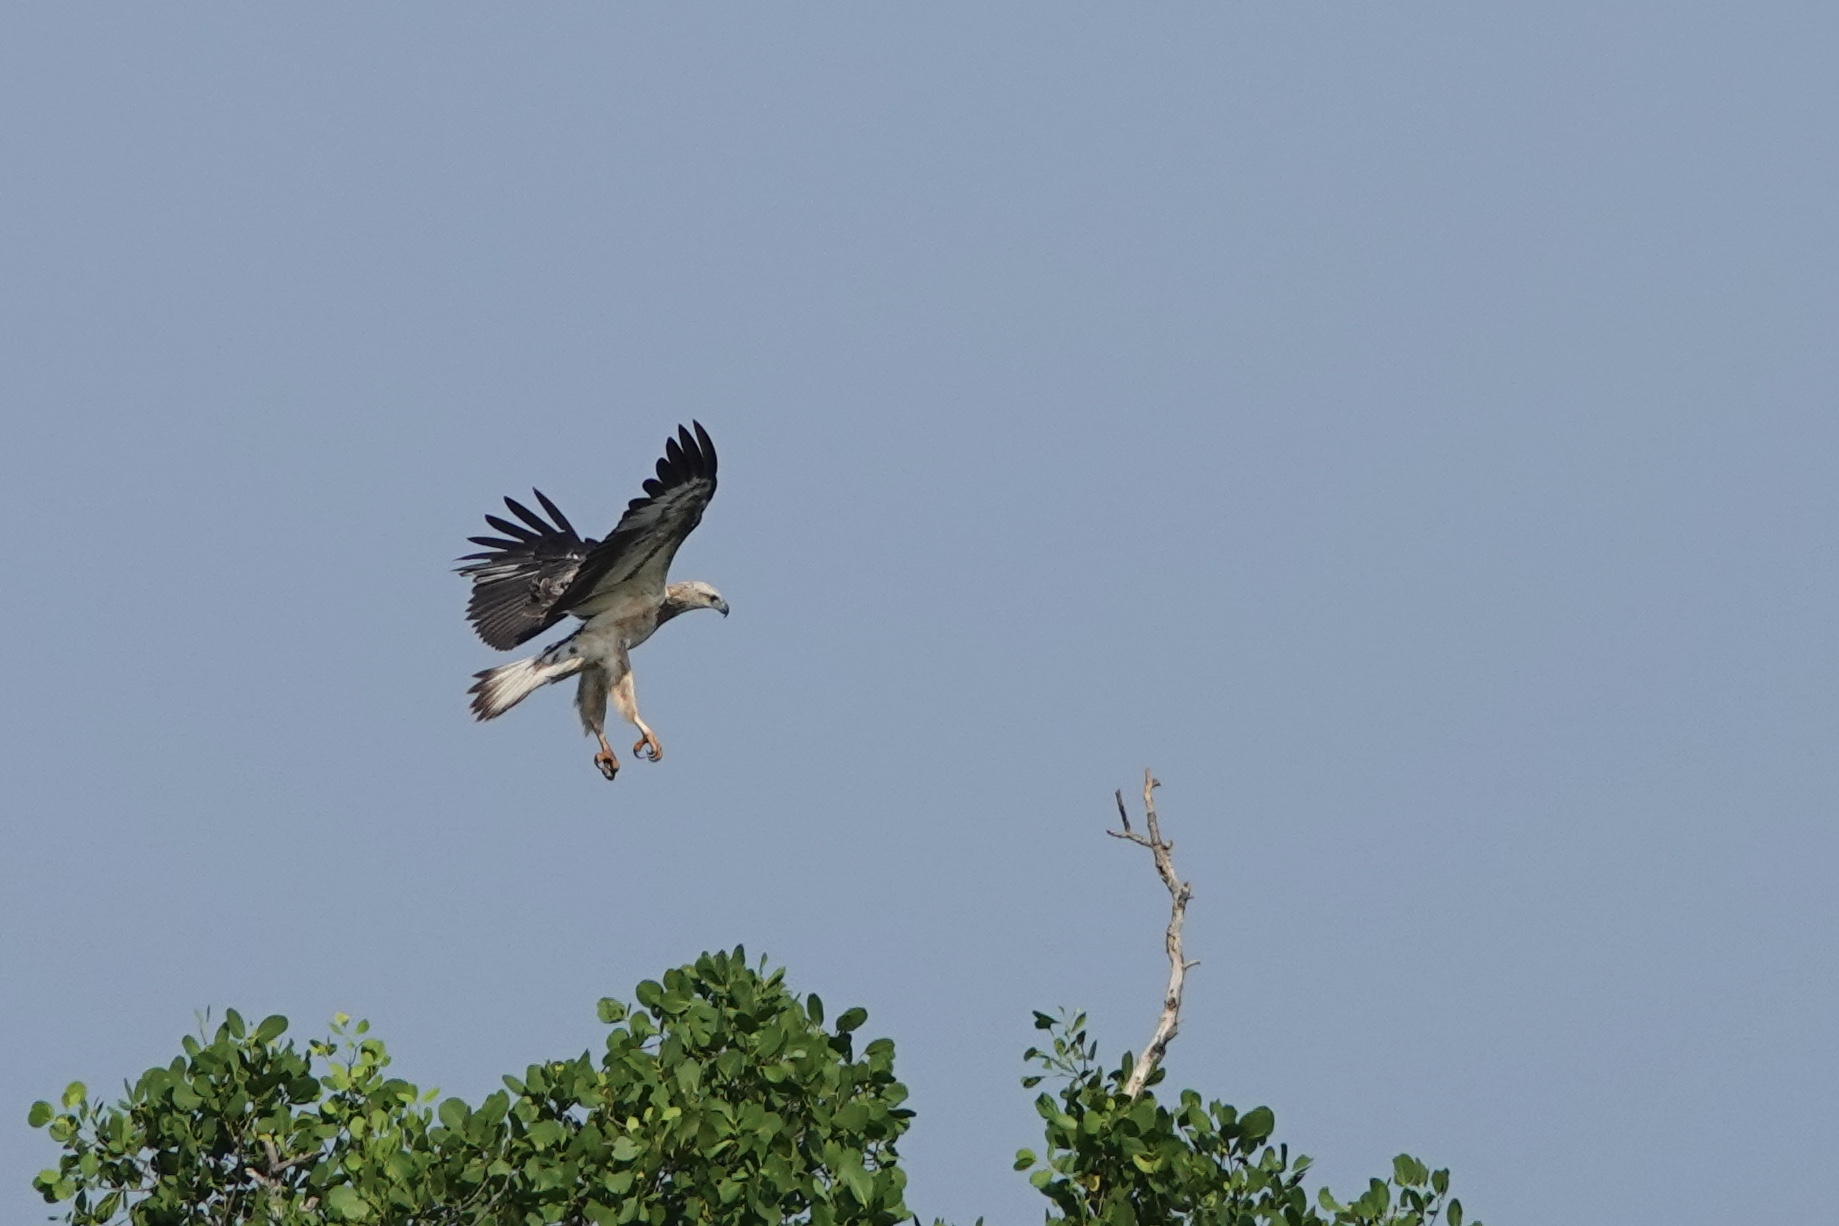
[[571, 604, 660, 658]]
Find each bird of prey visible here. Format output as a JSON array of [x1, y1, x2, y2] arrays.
[[457, 422, 727, 780]]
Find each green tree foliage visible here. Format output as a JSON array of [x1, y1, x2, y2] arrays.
[[1015, 1011, 1475, 1226], [30, 949, 911, 1226], [31, 955, 1480, 1226]]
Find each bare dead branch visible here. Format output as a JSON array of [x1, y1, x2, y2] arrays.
[[1106, 768, 1196, 1099]]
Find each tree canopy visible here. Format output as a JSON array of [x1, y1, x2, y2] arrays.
[[32, 948, 1475, 1226], [32, 781, 1481, 1225]]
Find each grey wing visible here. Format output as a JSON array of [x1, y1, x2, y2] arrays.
[[456, 489, 598, 650], [555, 422, 718, 611]]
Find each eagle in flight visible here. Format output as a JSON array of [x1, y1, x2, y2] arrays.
[[457, 422, 727, 780]]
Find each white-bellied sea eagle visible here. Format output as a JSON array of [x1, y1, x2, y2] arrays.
[[457, 422, 726, 780]]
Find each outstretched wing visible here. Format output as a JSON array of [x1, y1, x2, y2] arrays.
[[456, 489, 599, 650], [555, 422, 718, 612]]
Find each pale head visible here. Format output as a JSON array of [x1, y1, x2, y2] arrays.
[[662, 580, 729, 621]]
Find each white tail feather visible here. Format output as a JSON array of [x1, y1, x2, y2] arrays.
[[469, 647, 583, 721]]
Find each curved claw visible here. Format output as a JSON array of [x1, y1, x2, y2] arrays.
[[633, 732, 664, 762], [593, 751, 620, 781]]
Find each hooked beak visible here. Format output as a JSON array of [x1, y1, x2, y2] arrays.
[[714, 598, 730, 617]]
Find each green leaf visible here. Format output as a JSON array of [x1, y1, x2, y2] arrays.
[[60, 1082, 86, 1110], [26, 1101, 52, 1129], [255, 1015, 289, 1043], [324, 1185, 370, 1220], [634, 980, 664, 1011], [1448, 1197, 1464, 1226], [838, 1158, 872, 1205], [1013, 1148, 1037, 1170], [597, 998, 627, 1024], [1240, 1105, 1274, 1141], [806, 994, 825, 1025], [836, 1007, 868, 1033]]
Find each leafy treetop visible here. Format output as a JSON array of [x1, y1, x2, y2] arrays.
[[31, 956, 1479, 1226], [31, 948, 911, 1226]]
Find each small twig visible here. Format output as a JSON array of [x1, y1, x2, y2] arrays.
[[258, 1136, 316, 1176], [1107, 769, 1196, 1100]]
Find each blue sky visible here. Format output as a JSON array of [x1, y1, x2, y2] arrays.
[[2, 6, 1835, 1223]]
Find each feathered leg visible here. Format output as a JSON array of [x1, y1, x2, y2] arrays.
[[575, 665, 620, 780], [612, 668, 663, 762]]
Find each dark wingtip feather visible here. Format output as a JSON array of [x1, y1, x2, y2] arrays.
[[532, 488, 575, 537], [692, 421, 716, 478], [484, 514, 537, 541], [503, 496, 554, 535], [628, 422, 715, 502], [676, 423, 700, 474]]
